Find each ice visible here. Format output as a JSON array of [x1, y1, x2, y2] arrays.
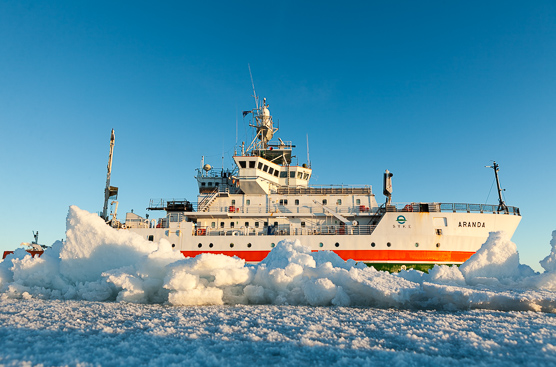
[[1, 299, 556, 366], [1, 206, 556, 312], [540, 230, 556, 272]]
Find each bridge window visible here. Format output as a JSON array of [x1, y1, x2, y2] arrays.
[[258, 162, 263, 170], [274, 170, 279, 177], [295, 199, 299, 205], [304, 173, 309, 180], [263, 165, 269, 172], [297, 172, 303, 179], [280, 171, 287, 178], [249, 161, 255, 168], [290, 171, 295, 178], [268, 168, 274, 175], [239, 161, 246, 168]]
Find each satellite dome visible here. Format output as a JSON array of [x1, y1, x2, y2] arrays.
[[203, 164, 212, 171]]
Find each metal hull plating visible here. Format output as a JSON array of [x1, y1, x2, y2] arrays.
[[127, 211, 521, 266]]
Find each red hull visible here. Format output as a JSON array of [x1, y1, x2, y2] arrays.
[[180, 249, 475, 264]]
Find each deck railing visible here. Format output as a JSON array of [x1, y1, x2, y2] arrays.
[[193, 224, 378, 237]]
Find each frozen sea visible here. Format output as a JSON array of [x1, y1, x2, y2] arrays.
[[2, 206, 556, 366], [2, 299, 556, 366]]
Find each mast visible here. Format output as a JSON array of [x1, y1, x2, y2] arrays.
[[101, 129, 115, 221], [486, 161, 508, 213]]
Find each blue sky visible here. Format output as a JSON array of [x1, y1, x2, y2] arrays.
[[1, 1, 554, 270]]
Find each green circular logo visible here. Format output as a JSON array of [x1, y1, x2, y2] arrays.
[[396, 215, 407, 224]]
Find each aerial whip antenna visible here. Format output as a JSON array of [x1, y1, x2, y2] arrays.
[[306, 134, 311, 168], [248, 64, 258, 109]]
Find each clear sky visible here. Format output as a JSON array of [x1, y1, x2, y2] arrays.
[[0, 0, 554, 270]]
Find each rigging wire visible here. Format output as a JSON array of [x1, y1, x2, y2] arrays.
[[484, 177, 495, 204]]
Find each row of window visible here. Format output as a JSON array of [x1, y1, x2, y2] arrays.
[[167, 241, 442, 249], [237, 160, 310, 180], [210, 221, 291, 228], [219, 198, 364, 207]]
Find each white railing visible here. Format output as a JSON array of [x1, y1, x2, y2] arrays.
[[193, 224, 377, 237]]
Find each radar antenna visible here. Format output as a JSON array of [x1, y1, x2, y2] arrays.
[[485, 161, 508, 213]]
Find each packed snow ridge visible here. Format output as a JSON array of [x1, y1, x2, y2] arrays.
[[2, 206, 556, 311]]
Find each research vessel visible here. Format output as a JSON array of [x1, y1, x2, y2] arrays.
[[2, 96, 522, 271], [104, 96, 521, 271]]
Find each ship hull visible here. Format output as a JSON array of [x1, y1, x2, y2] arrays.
[[127, 211, 521, 270]]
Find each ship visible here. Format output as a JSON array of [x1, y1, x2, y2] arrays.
[[102, 95, 521, 272], [3, 96, 521, 271]]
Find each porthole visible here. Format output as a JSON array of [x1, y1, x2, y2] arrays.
[[371, 242, 376, 247], [209, 243, 214, 248], [436, 243, 440, 248], [271, 243, 275, 248], [230, 243, 234, 248], [335, 242, 340, 247], [387, 242, 392, 247], [319, 242, 324, 248], [415, 243, 419, 248], [172, 244, 175, 248], [198, 243, 202, 248], [247, 243, 252, 248]]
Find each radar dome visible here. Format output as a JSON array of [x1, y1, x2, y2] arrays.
[[203, 164, 212, 171]]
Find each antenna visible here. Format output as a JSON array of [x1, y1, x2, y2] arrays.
[[306, 134, 310, 168], [248, 64, 258, 109]]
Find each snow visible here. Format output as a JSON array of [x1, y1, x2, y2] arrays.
[[1, 206, 556, 365]]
